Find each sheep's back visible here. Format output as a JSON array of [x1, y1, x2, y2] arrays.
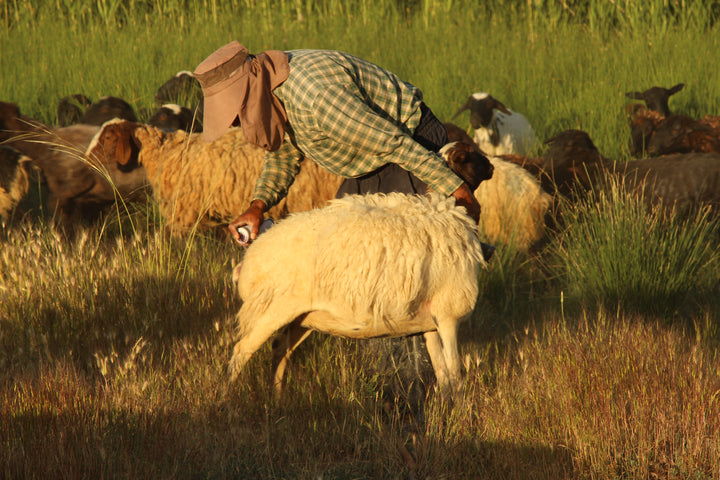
[[138, 127, 288, 231], [617, 153, 720, 211], [476, 156, 552, 249]]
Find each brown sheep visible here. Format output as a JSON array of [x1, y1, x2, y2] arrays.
[[0, 102, 150, 227], [86, 119, 344, 235]]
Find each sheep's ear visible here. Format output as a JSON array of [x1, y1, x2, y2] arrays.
[[491, 97, 512, 115], [451, 99, 471, 120], [87, 120, 136, 166]]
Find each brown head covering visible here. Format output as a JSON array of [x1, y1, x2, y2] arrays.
[[193, 40, 290, 150]]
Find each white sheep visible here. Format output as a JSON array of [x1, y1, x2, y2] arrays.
[[444, 122, 552, 250], [230, 192, 486, 396], [453, 92, 536, 156], [85, 119, 344, 234], [475, 155, 552, 250]]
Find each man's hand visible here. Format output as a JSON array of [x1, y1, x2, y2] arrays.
[[451, 183, 481, 224], [228, 199, 267, 245]]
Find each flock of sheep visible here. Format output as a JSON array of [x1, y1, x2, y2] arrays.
[[2, 70, 720, 393]]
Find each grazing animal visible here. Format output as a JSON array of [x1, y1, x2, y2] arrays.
[[626, 103, 667, 157], [452, 92, 536, 156], [0, 102, 149, 226], [230, 192, 487, 396], [645, 114, 720, 157], [77, 96, 138, 125], [154, 70, 204, 116], [614, 153, 720, 213], [526, 128, 720, 215], [147, 103, 202, 133], [446, 121, 553, 250], [57, 93, 92, 126], [86, 119, 343, 234], [625, 83, 685, 117], [87, 119, 499, 237]]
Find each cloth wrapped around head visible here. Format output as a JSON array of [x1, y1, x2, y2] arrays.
[[194, 40, 290, 150]]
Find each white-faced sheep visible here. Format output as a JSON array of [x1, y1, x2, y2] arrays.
[[0, 101, 150, 227], [86, 119, 344, 234], [0, 145, 38, 224], [230, 192, 486, 397], [147, 103, 202, 133], [452, 92, 536, 156]]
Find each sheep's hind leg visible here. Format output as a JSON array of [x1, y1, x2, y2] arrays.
[[424, 330, 451, 390], [436, 318, 462, 390], [424, 317, 462, 392], [271, 319, 313, 399]]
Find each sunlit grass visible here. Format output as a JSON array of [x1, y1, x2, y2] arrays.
[[547, 174, 720, 315]]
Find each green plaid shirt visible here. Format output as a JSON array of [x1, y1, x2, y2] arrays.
[[252, 49, 463, 207]]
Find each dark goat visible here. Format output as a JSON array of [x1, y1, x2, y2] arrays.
[[625, 83, 685, 117], [646, 114, 720, 156], [521, 127, 720, 215], [614, 153, 720, 213], [626, 103, 666, 157], [57, 93, 92, 126], [155, 71, 204, 116]]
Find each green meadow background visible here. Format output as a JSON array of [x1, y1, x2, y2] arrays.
[[2, 1, 720, 479]]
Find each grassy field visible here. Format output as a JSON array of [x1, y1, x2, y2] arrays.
[[2, 1, 720, 479]]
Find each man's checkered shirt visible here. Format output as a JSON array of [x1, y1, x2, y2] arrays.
[[252, 49, 463, 207]]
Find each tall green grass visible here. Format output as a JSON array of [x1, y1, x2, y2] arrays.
[[2, 1, 720, 160], [547, 175, 720, 315], [3, 2, 720, 479]]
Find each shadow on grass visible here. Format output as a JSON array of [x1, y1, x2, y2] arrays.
[[2, 388, 576, 480]]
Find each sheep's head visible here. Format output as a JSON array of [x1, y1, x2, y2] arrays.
[[452, 93, 512, 130], [86, 119, 141, 167], [625, 83, 684, 117], [0, 102, 44, 140], [543, 129, 606, 194], [440, 141, 494, 191]]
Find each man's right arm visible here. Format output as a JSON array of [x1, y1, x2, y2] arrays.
[[227, 135, 303, 242]]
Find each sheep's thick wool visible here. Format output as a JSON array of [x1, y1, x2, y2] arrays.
[[230, 192, 486, 394], [475, 156, 552, 250], [87, 121, 343, 234]]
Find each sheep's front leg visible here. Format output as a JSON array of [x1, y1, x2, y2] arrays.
[[229, 305, 305, 382], [271, 321, 313, 399]]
